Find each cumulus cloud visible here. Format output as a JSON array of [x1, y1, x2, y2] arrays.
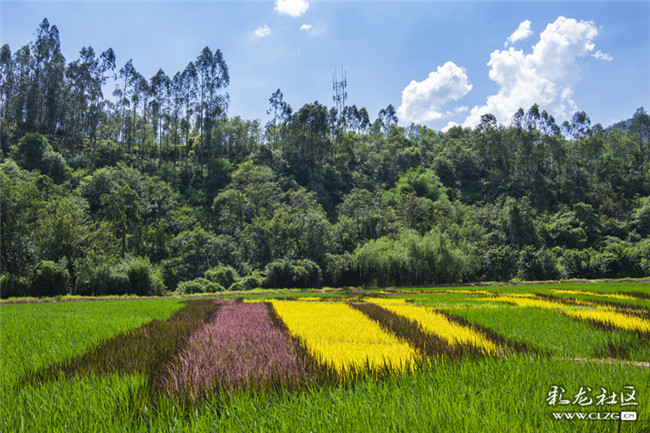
[[593, 50, 613, 61], [254, 25, 271, 38], [505, 20, 533, 47], [397, 61, 473, 124], [300, 24, 312, 31], [462, 16, 602, 128], [442, 121, 460, 132], [275, 0, 309, 17]]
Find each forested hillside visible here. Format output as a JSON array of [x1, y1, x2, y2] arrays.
[[2, 19, 649, 297]]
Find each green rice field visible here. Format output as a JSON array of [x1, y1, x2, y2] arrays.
[[1, 281, 648, 432]]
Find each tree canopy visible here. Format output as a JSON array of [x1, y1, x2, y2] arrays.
[[2, 19, 649, 296]]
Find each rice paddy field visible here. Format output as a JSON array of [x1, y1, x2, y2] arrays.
[[1, 281, 649, 432]]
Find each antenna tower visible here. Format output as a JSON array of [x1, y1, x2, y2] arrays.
[[332, 68, 348, 115]]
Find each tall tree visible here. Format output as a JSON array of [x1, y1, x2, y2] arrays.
[[150, 69, 171, 159], [266, 88, 291, 147], [195, 47, 229, 159], [0, 45, 14, 120]]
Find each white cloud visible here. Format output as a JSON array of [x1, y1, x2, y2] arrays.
[[300, 24, 312, 31], [505, 20, 533, 47], [254, 25, 271, 38], [593, 50, 613, 61], [275, 0, 309, 17], [462, 16, 601, 128], [442, 121, 460, 132], [397, 61, 473, 124]]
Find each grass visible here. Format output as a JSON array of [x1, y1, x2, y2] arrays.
[[1, 280, 648, 432], [0, 298, 183, 389], [23, 299, 221, 392], [443, 306, 648, 361], [5, 356, 646, 433]]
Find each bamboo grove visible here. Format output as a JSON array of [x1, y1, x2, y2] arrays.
[[1, 19, 650, 297]]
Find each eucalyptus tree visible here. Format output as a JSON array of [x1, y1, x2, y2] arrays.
[[65, 47, 103, 138], [27, 18, 65, 131], [10, 46, 34, 125], [266, 88, 292, 148], [0, 45, 14, 120], [195, 47, 229, 159], [180, 61, 198, 150], [117, 59, 146, 148], [150, 69, 171, 150]]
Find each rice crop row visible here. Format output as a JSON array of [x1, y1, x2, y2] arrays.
[[481, 293, 650, 333], [0, 298, 184, 390], [368, 300, 499, 355], [351, 302, 482, 360], [271, 301, 417, 375], [23, 299, 222, 394], [548, 289, 638, 301], [443, 306, 648, 360], [536, 294, 650, 323], [164, 302, 311, 401], [562, 308, 650, 334], [533, 291, 650, 315]]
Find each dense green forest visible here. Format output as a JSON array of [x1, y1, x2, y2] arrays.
[[1, 19, 649, 297]]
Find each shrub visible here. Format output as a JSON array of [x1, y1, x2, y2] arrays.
[[27, 260, 70, 297], [204, 265, 239, 290], [353, 229, 476, 286], [175, 278, 224, 295], [323, 253, 359, 287], [516, 247, 561, 281], [0, 274, 26, 298], [264, 260, 321, 289], [74, 256, 165, 296], [75, 264, 129, 296], [558, 248, 595, 279], [117, 256, 166, 296], [11, 133, 68, 183], [481, 246, 518, 282], [633, 238, 650, 277], [231, 271, 265, 291], [292, 259, 322, 288]]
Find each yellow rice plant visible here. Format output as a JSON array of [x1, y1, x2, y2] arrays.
[[562, 309, 650, 333], [271, 301, 417, 373], [369, 302, 498, 354], [479, 295, 565, 310], [442, 290, 494, 296], [549, 289, 639, 301], [365, 297, 409, 306], [476, 294, 650, 333]]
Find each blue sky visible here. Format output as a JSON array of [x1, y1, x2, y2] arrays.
[[1, 1, 648, 130]]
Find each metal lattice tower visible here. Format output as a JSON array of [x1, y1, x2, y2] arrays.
[[333, 68, 347, 115]]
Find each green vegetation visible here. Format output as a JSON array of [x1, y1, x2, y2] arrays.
[[444, 306, 648, 360], [2, 19, 650, 295], [25, 300, 221, 392], [0, 298, 183, 388], [4, 357, 647, 432], [1, 283, 648, 432]]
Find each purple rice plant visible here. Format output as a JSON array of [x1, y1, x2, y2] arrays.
[[164, 302, 310, 401]]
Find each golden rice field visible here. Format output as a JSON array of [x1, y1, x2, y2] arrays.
[[368, 300, 498, 354], [264, 284, 650, 373], [271, 301, 418, 373]]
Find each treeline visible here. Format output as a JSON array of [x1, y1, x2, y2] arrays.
[[1, 19, 650, 297]]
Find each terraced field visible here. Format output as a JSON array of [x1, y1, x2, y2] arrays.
[[1, 282, 648, 432]]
